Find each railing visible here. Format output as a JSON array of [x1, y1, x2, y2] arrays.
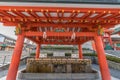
[[0, 51, 30, 67], [112, 27, 120, 34], [0, 55, 11, 67]]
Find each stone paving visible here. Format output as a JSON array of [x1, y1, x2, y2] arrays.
[[105, 50, 120, 58], [0, 64, 119, 80]]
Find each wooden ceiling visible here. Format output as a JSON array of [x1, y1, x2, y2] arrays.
[[0, 6, 119, 44]]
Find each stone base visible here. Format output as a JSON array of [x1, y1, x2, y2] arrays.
[[17, 69, 99, 80], [26, 58, 92, 73]]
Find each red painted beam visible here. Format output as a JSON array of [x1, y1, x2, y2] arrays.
[[3, 22, 17, 26], [27, 22, 93, 28], [81, 12, 92, 19], [40, 42, 79, 45], [38, 40, 89, 45], [12, 11, 27, 18], [93, 13, 107, 20], [26, 22, 115, 28], [0, 16, 119, 24], [28, 11, 39, 18], [0, 10, 15, 18], [24, 32, 97, 37]]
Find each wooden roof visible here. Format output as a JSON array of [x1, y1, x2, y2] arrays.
[[0, 6, 120, 44]]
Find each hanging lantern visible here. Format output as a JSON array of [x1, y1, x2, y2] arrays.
[[71, 32, 76, 40], [43, 32, 47, 39]]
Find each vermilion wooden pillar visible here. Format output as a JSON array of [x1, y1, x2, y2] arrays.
[[78, 44, 83, 59], [101, 37, 105, 48], [92, 41, 96, 51], [35, 44, 40, 59], [94, 36, 111, 80], [6, 35, 24, 80], [108, 34, 113, 46]]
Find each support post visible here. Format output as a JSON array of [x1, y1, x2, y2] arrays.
[[92, 41, 96, 52], [94, 36, 111, 80], [6, 35, 24, 80], [108, 34, 113, 46], [101, 37, 105, 48], [35, 44, 40, 59], [113, 43, 116, 50], [78, 44, 83, 59]]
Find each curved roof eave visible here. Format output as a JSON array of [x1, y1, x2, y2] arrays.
[[0, 2, 120, 8]]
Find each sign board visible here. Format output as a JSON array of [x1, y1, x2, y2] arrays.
[[0, 36, 5, 42], [71, 54, 79, 58]]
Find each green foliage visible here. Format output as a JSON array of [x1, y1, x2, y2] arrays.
[[116, 43, 120, 47], [0, 44, 7, 47], [41, 46, 78, 50], [65, 53, 71, 56], [82, 48, 91, 50], [106, 55, 120, 63], [47, 53, 53, 57], [30, 53, 35, 56], [84, 53, 120, 63], [41, 46, 92, 50], [30, 52, 53, 57], [104, 44, 113, 50], [40, 46, 93, 51], [83, 53, 97, 56]]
